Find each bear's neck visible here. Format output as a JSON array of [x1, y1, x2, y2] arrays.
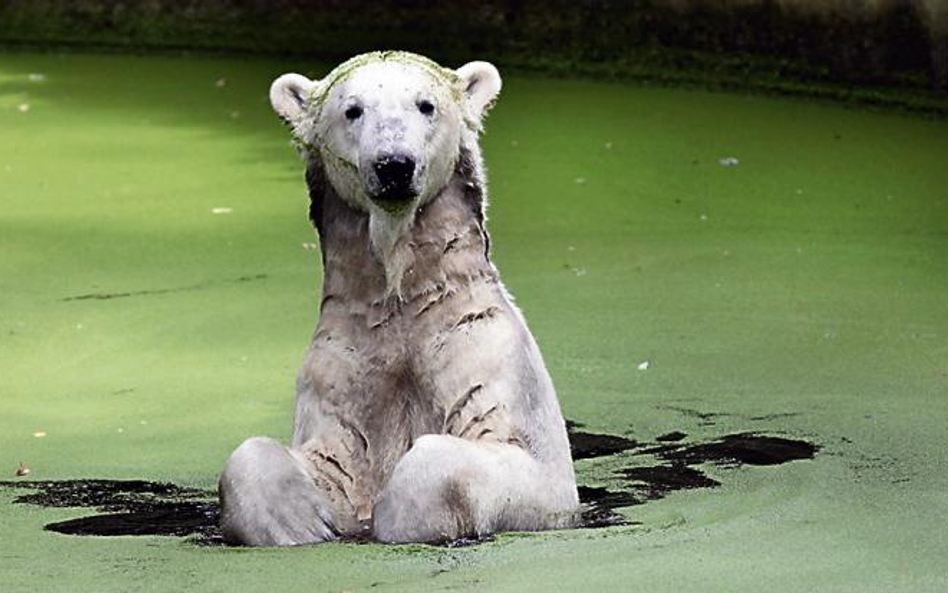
[[310, 163, 496, 319]]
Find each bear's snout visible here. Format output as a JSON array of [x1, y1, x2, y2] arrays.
[[372, 154, 417, 204]]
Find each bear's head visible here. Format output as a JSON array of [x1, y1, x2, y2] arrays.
[[269, 52, 501, 218]]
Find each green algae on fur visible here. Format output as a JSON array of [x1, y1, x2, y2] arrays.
[[295, 51, 477, 175], [307, 51, 464, 116]]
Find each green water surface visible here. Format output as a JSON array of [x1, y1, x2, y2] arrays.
[[1, 51, 946, 592]]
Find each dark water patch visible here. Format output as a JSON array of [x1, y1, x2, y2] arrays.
[[651, 433, 820, 467], [573, 431, 819, 529], [47, 503, 220, 539], [619, 463, 721, 497], [0, 429, 819, 545], [62, 274, 268, 302], [566, 420, 639, 460], [576, 464, 719, 528], [576, 486, 639, 529], [0, 479, 206, 508], [0, 479, 221, 543]]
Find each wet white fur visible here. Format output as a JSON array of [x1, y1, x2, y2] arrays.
[[220, 55, 578, 546]]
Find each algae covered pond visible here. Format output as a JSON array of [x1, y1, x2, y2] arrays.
[[1, 51, 947, 591]]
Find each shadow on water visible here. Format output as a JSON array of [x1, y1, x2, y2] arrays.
[[0, 422, 818, 546]]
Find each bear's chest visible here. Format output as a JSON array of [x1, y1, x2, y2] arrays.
[[302, 272, 508, 424]]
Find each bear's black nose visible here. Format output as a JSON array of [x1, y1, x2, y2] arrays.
[[373, 155, 416, 202]]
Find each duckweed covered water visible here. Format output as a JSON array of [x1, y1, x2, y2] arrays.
[[1, 51, 947, 592], [0, 427, 817, 540]]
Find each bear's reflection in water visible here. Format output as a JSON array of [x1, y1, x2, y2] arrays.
[[0, 425, 818, 546]]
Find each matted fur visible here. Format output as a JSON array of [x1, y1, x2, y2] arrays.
[[219, 52, 579, 546]]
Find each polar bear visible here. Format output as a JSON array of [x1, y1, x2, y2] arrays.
[[218, 51, 579, 546]]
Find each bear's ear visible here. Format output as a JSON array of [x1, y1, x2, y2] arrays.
[[270, 73, 318, 122], [455, 61, 502, 120]]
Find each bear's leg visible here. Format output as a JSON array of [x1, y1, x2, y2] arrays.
[[372, 434, 578, 543], [219, 436, 337, 546]]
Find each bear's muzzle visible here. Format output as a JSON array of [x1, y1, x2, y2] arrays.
[[371, 154, 418, 206]]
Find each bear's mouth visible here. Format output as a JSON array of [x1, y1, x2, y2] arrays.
[[370, 186, 418, 211]]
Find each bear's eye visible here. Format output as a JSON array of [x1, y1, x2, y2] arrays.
[[417, 100, 435, 116], [344, 105, 363, 121]]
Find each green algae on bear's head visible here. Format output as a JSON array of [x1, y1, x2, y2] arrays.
[[307, 50, 464, 116], [296, 50, 478, 165]]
